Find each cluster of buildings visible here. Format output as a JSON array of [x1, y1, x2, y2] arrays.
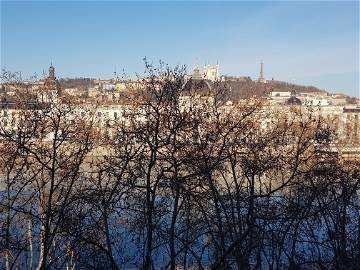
[[59, 64, 221, 100], [268, 89, 350, 106], [1, 64, 359, 159]]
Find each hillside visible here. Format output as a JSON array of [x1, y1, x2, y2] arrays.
[[224, 78, 324, 100], [57, 77, 333, 102]]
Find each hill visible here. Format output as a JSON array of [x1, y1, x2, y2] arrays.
[[224, 78, 325, 100]]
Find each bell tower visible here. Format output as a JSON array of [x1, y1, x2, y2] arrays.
[[48, 64, 56, 80], [42, 64, 61, 100]]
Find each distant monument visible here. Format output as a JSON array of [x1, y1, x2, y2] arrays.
[[192, 65, 203, 80], [191, 63, 220, 82], [48, 65, 55, 80], [258, 60, 267, 83], [41, 64, 61, 101], [186, 64, 213, 92], [203, 64, 220, 82]]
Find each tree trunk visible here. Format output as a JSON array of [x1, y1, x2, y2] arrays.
[[28, 218, 34, 270], [170, 183, 180, 270]]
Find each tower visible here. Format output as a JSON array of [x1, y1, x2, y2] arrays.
[[258, 60, 266, 83], [42, 64, 61, 100], [49, 64, 55, 80], [192, 64, 203, 80]]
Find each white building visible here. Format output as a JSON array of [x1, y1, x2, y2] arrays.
[[203, 65, 220, 82]]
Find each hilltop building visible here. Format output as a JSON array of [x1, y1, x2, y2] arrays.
[[190, 64, 220, 82], [192, 65, 203, 80], [185, 65, 213, 93], [203, 64, 220, 82]]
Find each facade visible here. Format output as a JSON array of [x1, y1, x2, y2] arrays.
[[191, 64, 220, 82], [203, 64, 220, 82]]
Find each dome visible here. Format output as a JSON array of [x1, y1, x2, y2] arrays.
[[286, 96, 302, 105], [183, 78, 212, 94]]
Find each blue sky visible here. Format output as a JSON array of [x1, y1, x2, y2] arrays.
[[1, 1, 359, 97]]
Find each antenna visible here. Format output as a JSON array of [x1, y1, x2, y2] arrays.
[[259, 59, 264, 82], [114, 66, 118, 82]]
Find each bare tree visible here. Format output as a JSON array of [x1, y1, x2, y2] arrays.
[[1, 64, 359, 270]]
